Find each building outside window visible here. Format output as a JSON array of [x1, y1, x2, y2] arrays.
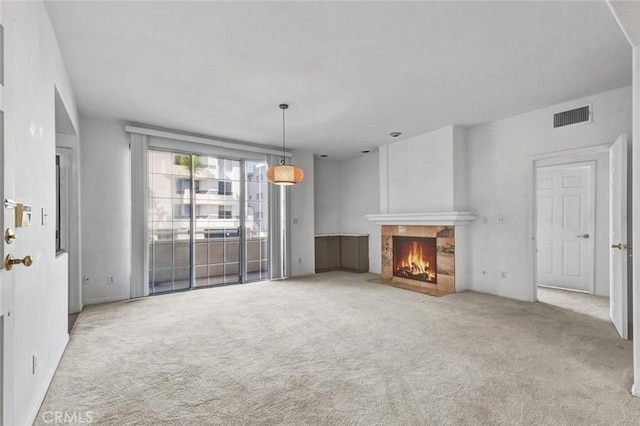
[[218, 180, 232, 195], [218, 205, 232, 219]]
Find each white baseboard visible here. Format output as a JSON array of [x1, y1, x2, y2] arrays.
[[633, 384, 639, 398], [25, 334, 69, 426], [83, 294, 129, 306], [468, 284, 533, 303]]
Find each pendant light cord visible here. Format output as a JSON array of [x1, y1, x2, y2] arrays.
[[281, 106, 286, 165]]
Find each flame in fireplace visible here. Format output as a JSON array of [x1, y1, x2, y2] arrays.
[[394, 238, 437, 283], [399, 241, 430, 273]]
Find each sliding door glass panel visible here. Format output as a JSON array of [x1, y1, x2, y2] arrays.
[[148, 151, 193, 294], [245, 160, 269, 282], [193, 154, 214, 287], [193, 156, 241, 287]]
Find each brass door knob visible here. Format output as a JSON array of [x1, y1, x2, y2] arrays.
[[577, 234, 590, 239], [4, 228, 16, 244], [4, 254, 33, 270], [611, 243, 627, 250]]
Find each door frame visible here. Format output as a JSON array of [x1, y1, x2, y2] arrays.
[[528, 143, 611, 302]]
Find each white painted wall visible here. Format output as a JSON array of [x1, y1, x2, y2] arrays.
[[3, 2, 79, 425], [386, 125, 456, 213], [314, 158, 341, 234], [338, 153, 381, 274], [467, 86, 632, 301], [80, 116, 131, 305], [453, 126, 468, 211], [289, 150, 315, 276], [379, 124, 468, 214]]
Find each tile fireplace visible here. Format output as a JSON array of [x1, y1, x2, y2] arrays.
[[382, 225, 455, 296], [366, 212, 477, 296]]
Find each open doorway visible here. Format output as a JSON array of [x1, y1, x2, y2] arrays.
[[54, 88, 81, 332], [531, 138, 632, 339], [531, 145, 611, 322]]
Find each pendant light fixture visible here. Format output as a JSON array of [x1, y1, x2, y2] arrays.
[[266, 103, 304, 185]]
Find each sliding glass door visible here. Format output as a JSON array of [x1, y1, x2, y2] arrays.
[[147, 150, 269, 294], [245, 160, 269, 282]]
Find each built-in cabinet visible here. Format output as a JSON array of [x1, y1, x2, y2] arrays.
[[315, 234, 369, 273], [315, 236, 341, 272]]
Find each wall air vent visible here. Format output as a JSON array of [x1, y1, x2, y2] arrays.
[[553, 105, 591, 128]]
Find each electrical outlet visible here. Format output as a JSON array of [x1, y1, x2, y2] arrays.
[[32, 353, 37, 375], [107, 276, 116, 285], [292, 218, 299, 225], [496, 215, 507, 224], [500, 271, 507, 279]]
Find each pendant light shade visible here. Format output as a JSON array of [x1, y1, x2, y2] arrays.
[[266, 163, 304, 186], [267, 104, 304, 185]]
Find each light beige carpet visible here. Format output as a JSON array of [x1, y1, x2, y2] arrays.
[[36, 272, 639, 425]]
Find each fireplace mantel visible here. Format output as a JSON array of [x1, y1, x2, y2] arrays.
[[365, 211, 478, 226]]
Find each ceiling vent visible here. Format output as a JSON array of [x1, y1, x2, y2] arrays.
[[553, 105, 591, 129]]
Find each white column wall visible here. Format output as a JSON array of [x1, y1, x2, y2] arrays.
[[289, 150, 315, 276], [79, 116, 132, 305], [338, 153, 381, 274]]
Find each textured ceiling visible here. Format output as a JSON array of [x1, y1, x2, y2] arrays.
[[46, 1, 631, 160]]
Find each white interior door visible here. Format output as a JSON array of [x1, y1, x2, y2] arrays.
[[536, 162, 595, 292], [0, 2, 14, 422], [609, 133, 628, 340]]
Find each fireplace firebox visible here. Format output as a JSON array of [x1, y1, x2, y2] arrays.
[[392, 236, 437, 283], [378, 225, 456, 296]]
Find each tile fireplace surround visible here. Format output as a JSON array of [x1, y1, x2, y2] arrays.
[[382, 225, 455, 296], [366, 212, 477, 297]]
